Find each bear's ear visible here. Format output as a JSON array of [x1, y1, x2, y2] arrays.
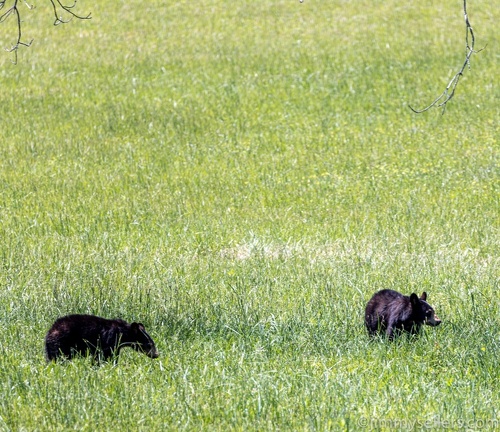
[[131, 322, 146, 332], [420, 292, 427, 301], [410, 293, 420, 306], [130, 322, 142, 333]]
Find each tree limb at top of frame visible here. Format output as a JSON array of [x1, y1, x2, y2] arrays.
[[409, 0, 485, 114], [0, 0, 91, 64]]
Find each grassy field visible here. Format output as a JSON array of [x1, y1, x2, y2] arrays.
[[0, 0, 498, 430]]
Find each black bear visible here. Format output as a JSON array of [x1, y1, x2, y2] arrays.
[[365, 289, 441, 339], [45, 314, 159, 362]]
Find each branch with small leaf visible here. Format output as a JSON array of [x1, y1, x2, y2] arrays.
[[409, 0, 484, 114], [0, 0, 90, 64]]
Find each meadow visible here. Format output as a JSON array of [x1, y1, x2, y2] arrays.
[[0, 0, 498, 430]]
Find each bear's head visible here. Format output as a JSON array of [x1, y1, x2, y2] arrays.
[[129, 323, 159, 358], [410, 292, 442, 327]]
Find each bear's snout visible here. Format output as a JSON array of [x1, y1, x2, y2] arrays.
[[426, 313, 441, 326], [147, 348, 159, 359]]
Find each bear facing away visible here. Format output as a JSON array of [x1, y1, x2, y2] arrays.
[[45, 314, 159, 362], [365, 289, 441, 339]]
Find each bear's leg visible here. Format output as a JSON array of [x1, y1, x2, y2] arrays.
[[386, 324, 395, 340]]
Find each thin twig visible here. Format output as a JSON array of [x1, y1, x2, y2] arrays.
[[409, 0, 484, 114], [49, 0, 91, 26], [1, 0, 90, 64], [1, 0, 34, 64]]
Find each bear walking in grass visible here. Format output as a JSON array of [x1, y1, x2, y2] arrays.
[[365, 289, 441, 339], [45, 314, 159, 362]]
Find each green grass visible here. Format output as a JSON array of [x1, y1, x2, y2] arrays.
[[0, 0, 498, 430]]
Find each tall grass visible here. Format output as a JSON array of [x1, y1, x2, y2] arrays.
[[0, 0, 498, 430]]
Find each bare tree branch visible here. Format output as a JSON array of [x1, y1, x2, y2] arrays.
[[49, 0, 90, 26], [0, 0, 90, 64], [1, 1, 33, 64], [409, 0, 484, 114]]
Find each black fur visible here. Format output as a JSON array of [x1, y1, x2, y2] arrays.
[[45, 314, 159, 362], [365, 289, 441, 339]]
